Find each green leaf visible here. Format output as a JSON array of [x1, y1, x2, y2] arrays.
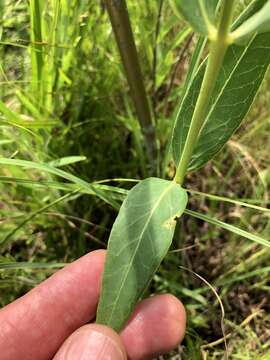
[[172, 2, 270, 171], [15, 90, 57, 125], [48, 156, 86, 167], [2, 191, 78, 246], [181, 36, 207, 94], [218, 266, 270, 286], [0, 139, 14, 146], [0, 100, 56, 130], [96, 178, 188, 332], [185, 209, 270, 247], [0, 176, 127, 209], [231, 1, 270, 44], [173, 0, 219, 35], [187, 189, 270, 213], [29, 0, 44, 97], [0, 262, 65, 270], [0, 175, 128, 197]]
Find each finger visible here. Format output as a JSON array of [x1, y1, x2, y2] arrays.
[[53, 295, 185, 360], [53, 324, 127, 360], [0, 250, 106, 360], [121, 294, 186, 360]]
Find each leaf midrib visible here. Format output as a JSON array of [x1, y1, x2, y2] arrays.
[[106, 182, 175, 324]]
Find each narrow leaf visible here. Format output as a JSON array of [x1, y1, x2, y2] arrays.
[[16, 90, 57, 125], [188, 189, 270, 213], [29, 0, 44, 98], [0, 140, 14, 146], [0, 100, 25, 124], [0, 158, 122, 209], [181, 36, 207, 94], [185, 209, 270, 247], [218, 266, 270, 286], [2, 191, 78, 245], [48, 156, 86, 167], [172, 2, 270, 171], [0, 176, 127, 206], [0, 262, 65, 270], [231, 1, 270, 44], [96, 178, 188, 331], [0, 100, 56, 129]]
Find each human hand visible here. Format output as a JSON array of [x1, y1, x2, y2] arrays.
[[0, 250, 186, 360]]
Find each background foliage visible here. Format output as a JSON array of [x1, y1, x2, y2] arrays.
[[0, 0, 269, 358]]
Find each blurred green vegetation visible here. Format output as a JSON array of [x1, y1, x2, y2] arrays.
[[0, 1, 269, 358]]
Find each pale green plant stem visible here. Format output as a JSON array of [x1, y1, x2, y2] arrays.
[[174, 0, 235, 185]]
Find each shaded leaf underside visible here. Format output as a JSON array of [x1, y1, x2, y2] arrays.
[[96, 177, 188, 332], [174, 0, 219, 35]]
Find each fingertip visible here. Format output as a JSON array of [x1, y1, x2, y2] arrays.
[[80, 249, 106, 267], [121, 294, 186, 360], [163, 294, 186, 345], [53, 324, 127, 360]]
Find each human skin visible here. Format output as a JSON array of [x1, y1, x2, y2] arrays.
[[0, 250, 186, 360]]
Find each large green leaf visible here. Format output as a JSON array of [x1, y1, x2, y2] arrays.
[[96, 177, 188, 332], [173, 0, 219, 35], [172, 0, 270, 171]]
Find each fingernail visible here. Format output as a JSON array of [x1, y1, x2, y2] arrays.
[[59, 327, 126, 360]]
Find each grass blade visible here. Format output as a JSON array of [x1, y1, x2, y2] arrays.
[[29, 0, 44, 101], [0, 262, 66, 270], [2, 191, 78, 245], [185, 209, 270, 247], [187, 189, 270, 213], [48, 156, 87, 167], [0, 158, 124, 208]]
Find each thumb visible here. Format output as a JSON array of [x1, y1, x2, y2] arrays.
[[53, 324, 127, 360]]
